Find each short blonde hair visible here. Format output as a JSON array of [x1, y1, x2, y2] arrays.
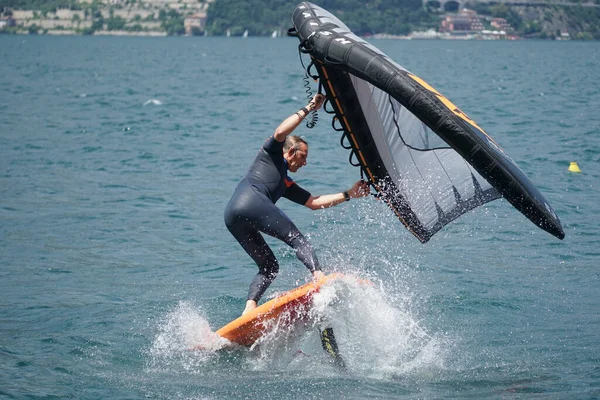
[[283, 135, 307, 152]]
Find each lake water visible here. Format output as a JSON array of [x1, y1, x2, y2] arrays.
[[1, 35, 599, 399]]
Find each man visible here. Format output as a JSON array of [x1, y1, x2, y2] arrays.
[[224, 94, 369, 315]]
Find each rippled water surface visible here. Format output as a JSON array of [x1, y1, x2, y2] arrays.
[[1, 36, 599, 399]]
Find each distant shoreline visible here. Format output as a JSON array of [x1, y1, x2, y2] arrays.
[[0, 31, 577, 41], [2, 0, 599, 41], [0, 30, 558, 41]]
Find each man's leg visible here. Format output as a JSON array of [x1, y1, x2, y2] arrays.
[[260, 209, 320, 274], [226, 221, 280, 306]]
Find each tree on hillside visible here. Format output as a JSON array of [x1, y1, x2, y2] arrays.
[[159, 8, 184, 35], [106, 16, 126, 30]]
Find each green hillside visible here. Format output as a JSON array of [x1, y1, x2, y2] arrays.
[[1, 0, 599, 39], [205, 0, 600, 39], [206, 0, 437, 36]]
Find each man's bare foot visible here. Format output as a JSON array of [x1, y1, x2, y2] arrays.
[[242, 300, 257, 315]]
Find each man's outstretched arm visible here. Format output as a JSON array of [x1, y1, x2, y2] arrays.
[[304, 180, 370, 210], [273, 94, 325, 142]]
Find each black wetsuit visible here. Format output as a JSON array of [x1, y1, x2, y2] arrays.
[[224, 136, 320, 302]]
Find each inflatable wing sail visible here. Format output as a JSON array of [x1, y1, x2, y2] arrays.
[[291, 2, 564, 243]]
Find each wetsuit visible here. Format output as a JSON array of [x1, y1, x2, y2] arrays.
[[224, 136, 320, 302]]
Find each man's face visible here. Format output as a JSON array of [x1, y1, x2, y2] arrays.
[[286, 143, 308, 173]]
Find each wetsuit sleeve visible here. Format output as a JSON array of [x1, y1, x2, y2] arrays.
[[262, 135, 285, 154], [283, 182, 311, 206]]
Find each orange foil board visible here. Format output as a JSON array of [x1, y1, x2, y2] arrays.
[[216, 273, 344, 346]]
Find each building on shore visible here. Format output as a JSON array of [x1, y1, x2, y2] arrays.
[[440, 9, 483, 34], [0, 16, 16, 29], [440, 9, 516, 39], [490, 18, 512, 33], [184, 13, 206, 35], [2, 0, 211, 35]]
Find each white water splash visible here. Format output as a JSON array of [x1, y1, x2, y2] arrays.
[[147, 277, 446, 378], [143, 99, 163, 106], [313, 276, 446, 377], [147, 302, 228, 371], [243, 276, 445, 377]]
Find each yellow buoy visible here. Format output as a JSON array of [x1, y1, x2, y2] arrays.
[[568, 161, 581, 173]]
